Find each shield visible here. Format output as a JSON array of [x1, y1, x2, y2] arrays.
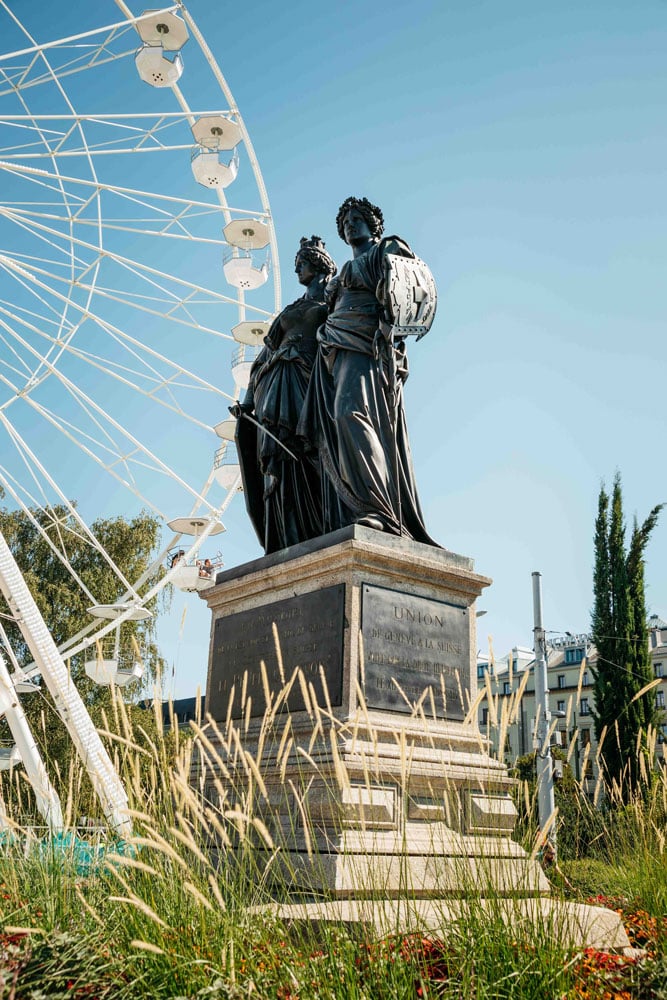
[[383, 253, 438, 339]]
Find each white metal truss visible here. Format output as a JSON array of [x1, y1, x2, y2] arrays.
[[0, 644, 63, 830], [0, 1, 282, 827], [0, 532, 125, 832], [0, 630, 63, 833]]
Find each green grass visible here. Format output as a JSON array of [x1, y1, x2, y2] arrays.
[[0, 678, 665, 999]]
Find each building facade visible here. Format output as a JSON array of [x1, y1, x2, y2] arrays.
[[478, 615, 667, 794]]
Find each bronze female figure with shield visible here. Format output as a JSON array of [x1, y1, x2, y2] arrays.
[[298, 196, 438, 544]]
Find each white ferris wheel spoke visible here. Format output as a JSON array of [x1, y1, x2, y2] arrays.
[[10, 375, 175, 514], [0, 411, 142, 597], [6, 204, 231, 247], [0, 1, 281, 769], [0, 459, 89, 556], [0, 322, 220, 517], [0, 256, 238, 422], [0, 42, 137, 97], [0, 195, 272, 318], [0, 5, 178, 62], [0, 6, 187, 98], [2, 17, 106, 427], [0, 157, 269, 216], [0, 468, 98, 604], [0, 318, 186, 528], [0, 287, 226, 414]]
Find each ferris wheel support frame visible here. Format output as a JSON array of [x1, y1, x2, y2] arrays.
[[0, 531, 131, 835], [0, 647, 63, 830]]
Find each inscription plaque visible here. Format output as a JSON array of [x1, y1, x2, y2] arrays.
[[361, 584, 469, 720], [208, 585, 345, 720]]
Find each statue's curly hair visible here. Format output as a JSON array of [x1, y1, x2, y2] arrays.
[[295, 235, 337, 279], [336, 196, 384, 243]]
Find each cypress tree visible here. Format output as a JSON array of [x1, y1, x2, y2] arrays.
[[591, 483, 617, 765], [590, 473, 663, 796], [625, 510, 663, 784]]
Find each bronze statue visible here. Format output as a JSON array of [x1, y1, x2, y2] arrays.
[[233, 236, 336, 553], [297, 197, 437, 544]]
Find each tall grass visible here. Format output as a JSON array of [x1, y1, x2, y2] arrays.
[[0, 665, 665, 998]]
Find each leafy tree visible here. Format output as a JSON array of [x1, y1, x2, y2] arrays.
[[590, 473, 663, 796], [0, 502, 165, 681], [0, 499, 169, 820]]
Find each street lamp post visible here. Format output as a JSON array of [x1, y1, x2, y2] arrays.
[[571, 709, 580, 782], [532, 571, 557, 856]]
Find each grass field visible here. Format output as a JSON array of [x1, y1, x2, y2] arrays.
[[0, 679, 665, 999]]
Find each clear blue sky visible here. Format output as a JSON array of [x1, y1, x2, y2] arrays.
[[3, 1, 666, 697], [168, 0, 667, 695]]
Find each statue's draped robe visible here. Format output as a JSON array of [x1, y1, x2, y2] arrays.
[[298, 236, 436, 545], [236, 295, 324, 552]]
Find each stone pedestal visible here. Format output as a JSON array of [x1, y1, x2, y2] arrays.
[[201, 526, 549, 897]]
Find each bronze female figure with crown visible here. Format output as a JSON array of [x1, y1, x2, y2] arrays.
[[233, 236, 337, 553]]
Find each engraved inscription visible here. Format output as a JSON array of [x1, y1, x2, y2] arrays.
[[361, 584, 469, 720], [208, 585, 345, 720]]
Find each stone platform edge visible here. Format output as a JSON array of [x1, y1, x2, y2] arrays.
[[212, 525, 486, 588]]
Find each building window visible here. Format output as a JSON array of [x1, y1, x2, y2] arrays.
[[503, 681, 511, 696], [565, 647, 584, 664], [580, 698, 590, 716], [480, 708, 488, 726], [477, 663, 486, 680], [582, 671, 589, 686], [655, 662, 664, 678], [557, 700, 565, 714], [656, 691, 665, 709], [580, 729, 591, 747], [558, 675, 566, 689]]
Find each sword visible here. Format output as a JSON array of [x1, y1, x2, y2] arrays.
[[234, 409, 299, 462], [376, 320, 403, 536]]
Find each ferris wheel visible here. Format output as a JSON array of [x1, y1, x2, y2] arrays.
[[0, 1, 280, 830]]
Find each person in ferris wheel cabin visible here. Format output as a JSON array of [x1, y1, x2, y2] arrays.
[[169, 549, 185, 569], [198, 558, 213, 578]]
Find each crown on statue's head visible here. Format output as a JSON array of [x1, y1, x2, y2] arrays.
[[295, 235, 337, 277], [299, 235, 327, 254]]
